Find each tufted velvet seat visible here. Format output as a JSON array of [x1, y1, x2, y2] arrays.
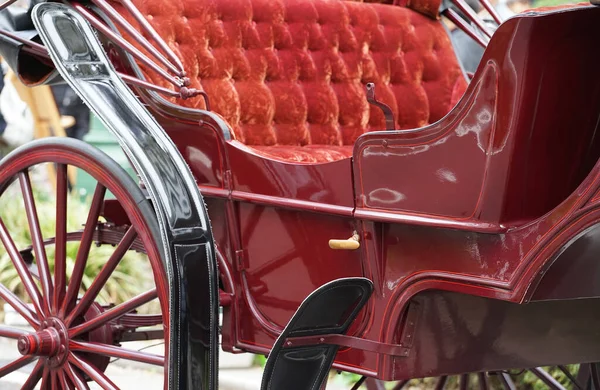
[[116, 0, 468, 162]]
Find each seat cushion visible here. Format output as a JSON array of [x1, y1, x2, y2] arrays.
[[116, 0, 467, 154], [250, 145, 354, 163]]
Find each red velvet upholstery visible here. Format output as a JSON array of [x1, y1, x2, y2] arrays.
[[117, 0, 466, 162]]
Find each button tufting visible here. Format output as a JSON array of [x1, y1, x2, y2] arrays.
[[126, 0, 466, 151]]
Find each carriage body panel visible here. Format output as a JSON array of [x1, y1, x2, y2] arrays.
[[110, 1, 600, 380], [128, 2, 600, 380]]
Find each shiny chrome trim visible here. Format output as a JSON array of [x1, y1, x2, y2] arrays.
[[31, 3, 219, 389]]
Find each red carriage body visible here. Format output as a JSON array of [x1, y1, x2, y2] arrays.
[[107, 0, 600, 380], [1, 0, 600, 388]]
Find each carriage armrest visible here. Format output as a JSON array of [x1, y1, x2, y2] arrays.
[[354, 4, 600, 228], [137, 88, 235, 142]]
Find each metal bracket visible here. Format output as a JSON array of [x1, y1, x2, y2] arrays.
[[399, 301, 421, 349], [283, 301, 421, 358], [284, 333, 410, 357], [366, 83, 395, 130]]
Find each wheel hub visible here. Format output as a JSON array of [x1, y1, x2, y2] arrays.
[[18, 317, 69, 368]]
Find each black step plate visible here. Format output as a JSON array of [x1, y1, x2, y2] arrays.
[[260, 277, 374, 390]]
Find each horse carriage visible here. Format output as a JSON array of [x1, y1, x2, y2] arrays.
[[0, 0, 597, 388]]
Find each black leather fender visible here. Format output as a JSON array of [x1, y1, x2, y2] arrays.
[[31, 4, 219, 389]]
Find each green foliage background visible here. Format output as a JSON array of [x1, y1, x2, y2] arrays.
[[531, 0, 578, 8]]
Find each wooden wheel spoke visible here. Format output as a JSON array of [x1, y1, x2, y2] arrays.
[[58, 368, 75, 390], [70, 340, 164, 366], [0, 355, 35, 377], [67, 226, 137, 326], [61, 183, 106, 316], [0, 325, 30, 339], [54, 163, 68, 314], [591, 363, 600, 390], [366, 378, 385, 389], [459, 374, 469, 390], [435, 375, 448, 390], [19, 172, 53, 315], [0, 217, 44, 317], [559, 366, 584, 390], [530, 367, 568, 390], [64, 362, 90, 390], [0, 283, 39, 327], [497, 372, 517, 390], [51, 370, 58, 389], [70, 288, 157, 337], [40, 367, 50, 390], [69, 353, 118, 390], [21, 359, 44, 390], [478, 372, 489, 390], [392, 380, 409, 390], [350, 377, 366, 390]]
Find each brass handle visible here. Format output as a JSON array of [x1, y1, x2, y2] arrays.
[[329, 232, 360, 250]]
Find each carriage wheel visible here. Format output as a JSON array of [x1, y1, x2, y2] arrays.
[[348, 364, 600, 389], [0, 138, 169, 389]]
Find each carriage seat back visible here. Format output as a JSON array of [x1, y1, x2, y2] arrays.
[[123, 0, 468, 162]]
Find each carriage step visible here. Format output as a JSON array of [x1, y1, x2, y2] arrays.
[[260, 277, 373, 390]]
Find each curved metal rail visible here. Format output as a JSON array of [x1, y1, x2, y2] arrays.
[[31, 3, 219, 390]]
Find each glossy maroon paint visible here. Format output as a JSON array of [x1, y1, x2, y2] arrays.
[[355, 7, 600, 226], [394, 290, 600, 379], [120, 3, 600, 381]]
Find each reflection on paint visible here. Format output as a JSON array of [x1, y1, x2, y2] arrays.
[[368, 188, 406, 204], [436, 168, 457, 183]]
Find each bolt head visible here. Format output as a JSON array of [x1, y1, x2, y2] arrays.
[[17, 338, 28, 355]]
